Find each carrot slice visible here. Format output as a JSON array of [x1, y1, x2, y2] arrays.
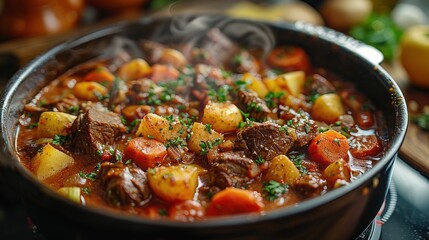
[[308, 130, 349, 167], [123, 137, 167, 170], [355, 110, 375, 130], [149, 64, 180, 83], [206, 188, 264, 216], [267, 46, 309, 72], [349, 134, 383, 159], [82, 67, 115, 84]]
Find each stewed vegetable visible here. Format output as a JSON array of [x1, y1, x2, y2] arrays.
[[16, 28, 385, 221]]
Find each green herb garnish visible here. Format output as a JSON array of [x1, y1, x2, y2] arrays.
[[263, 180, 288, 201], [412, 113, 429, 131], [255, 155, 266, 165], [52, 134, 69, 145], [289, 153, 308, 174], [79, 171, 97, 181]]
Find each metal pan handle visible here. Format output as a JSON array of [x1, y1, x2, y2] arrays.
[[294, 22, 384, 65]]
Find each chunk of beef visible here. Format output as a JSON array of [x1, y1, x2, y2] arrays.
[[294, 172, 327, 198], [235, 122, 295, 161], [194, 64, 232, 89], [236, 89, 270, 120], [125, 79, 153, 104], [195, 28, 240, 66], [53, 94, 80, 113], [304, 74, 335, 96], [207, 150, 260, 189], [230, 50, 260, 73], [70, 108, 126, 161], [140, 40, 166, 64], [279, 106, 318, 147], [99, 162, 151, 206]]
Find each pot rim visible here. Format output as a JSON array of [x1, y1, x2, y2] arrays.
[[0, 14, 408, 228]]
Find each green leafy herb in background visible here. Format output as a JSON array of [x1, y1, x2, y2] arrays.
[[150, 0, 178, 10], [350, 13, 403, 62], [412, 113, 429, 131]]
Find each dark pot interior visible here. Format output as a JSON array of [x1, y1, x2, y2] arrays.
[[0, 15, 407, 240]]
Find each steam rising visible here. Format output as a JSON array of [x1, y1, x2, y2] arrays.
[[150, 15, 276, 58]]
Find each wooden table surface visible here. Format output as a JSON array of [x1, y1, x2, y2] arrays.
[[1, 15, 428, 177]]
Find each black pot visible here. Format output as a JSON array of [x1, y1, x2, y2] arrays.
[[0, 15, 407, 240]]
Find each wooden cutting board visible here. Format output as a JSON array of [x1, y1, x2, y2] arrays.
[[383, 61, 429, 178]]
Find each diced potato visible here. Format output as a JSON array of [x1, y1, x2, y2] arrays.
[[159, 48, 187, 69], [33, 144, 74, 180], [188, 122, 223, 154], [118, 58, 151, 81], [275, 71, 305, 97], [57, 187, 81, 203], [311, 93, 345, 124], [73, 81, 108, 101], [136, 113, 187, 142], [263, 77, 284, 92], [37, 112, 77, 139], [264, 155, 301, 186], [243, 73, 269, 98], [201, 101, 243, 133], [323, 158, 351, 188], [147, 164, 201, 203]]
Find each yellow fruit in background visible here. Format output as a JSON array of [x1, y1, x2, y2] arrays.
[[400, 25, 429, 89]]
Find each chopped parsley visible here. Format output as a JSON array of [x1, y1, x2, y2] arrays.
[[279, 125, 289, 135], [79, 171, 97, 181], [264, 91, 284, 108], [67, 106, 80, 115], [208, 85, 230, 102], [164, 137, 187, 148], [263, 180, 288, 201], [247, 101, 262, 113], [158, 208, 168, 216], [234, 79, 248, 89], [128, 119, 141, 132], [205, 124, 212, 134], [333, 138, 341, 146], [82, 187, 92, 195], [255, 155, 266, 165], [124, 159, 132, 165], [26, 122, 39, 129], [289, 153, 308, 174], [199, 139, 222, 155], [233, 54, 242, 64], [318, 126, 330, 133], [309, 93, 321, 103], [340, 126, 351, 138], [52, 134, 69, 145]]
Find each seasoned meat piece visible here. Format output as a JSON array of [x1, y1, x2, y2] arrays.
[[304, 74, 335, 96], [196, 28, 240, 66], [99, 162, 151, 206], [207, 150, 260, 189], [230, 50, 260, 73], [125, 79, 153, 104], [279, 106, 318, 147], [194, 64, 232, 89], [54, 94, 80, 113], [140, 40, 166, 64], [69, 108, 126, 161], [294, 172, 327, 198], [236, 89, 270, 120], [235, 122, 295, 161]]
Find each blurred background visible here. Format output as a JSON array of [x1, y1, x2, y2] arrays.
[[0, 0, 428, 84]]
